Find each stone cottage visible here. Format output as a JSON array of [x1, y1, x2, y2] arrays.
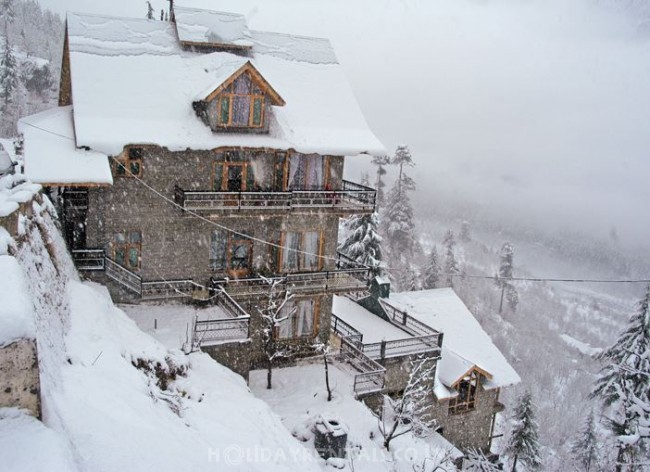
[[19, 5, 384, 368]]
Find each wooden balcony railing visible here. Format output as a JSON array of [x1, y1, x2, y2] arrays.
[[174, 180, 376, 215]]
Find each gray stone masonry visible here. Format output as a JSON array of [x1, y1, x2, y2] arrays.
[[201, 339, 253, 381], [433, 385, 500, 452], [0, 338, 41, 418]]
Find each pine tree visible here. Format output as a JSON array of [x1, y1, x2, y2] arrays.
[[496, 242, 518, 314], [382, 177, 416, 260], [0, 0, 15, 26], [338, 212, 383, 277], [0, 29, 19, 109], [391, 144, 415, 196], [371, 154, 389, 210], [146, 1, 155, 20], [460, 220, 472, 242], [590, 285, 650, 472], [571, 411, 600, 472], [505, 391, 542, 472], [423, 245, 441, 290], [442, 230, 459, 287]]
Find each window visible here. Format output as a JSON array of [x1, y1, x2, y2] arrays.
[[212, 154, 256, 192], [114, 147, 143, 178], [288, 154, 324, 190], [216, 72, 265, 129], [448, 370, 479, 415], [280, 231, 322, 272], [211, 229, 253, 277], [113, 231, 141, 270], [277, 298, 319, 339]]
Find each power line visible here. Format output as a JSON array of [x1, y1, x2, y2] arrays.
[[19, 120, 650, 286]]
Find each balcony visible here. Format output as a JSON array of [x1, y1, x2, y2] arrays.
[[173, 180, 376, 216], [210, 252, 371, 298]]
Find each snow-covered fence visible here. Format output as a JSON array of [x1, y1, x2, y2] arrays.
[[339, 337, 385, 395], [174, 179, 376, 215]]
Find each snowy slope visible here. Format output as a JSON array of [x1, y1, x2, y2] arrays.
[[0, 190, 321, 472]]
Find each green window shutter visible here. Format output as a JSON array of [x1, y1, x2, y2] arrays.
[[246, 164, 255, 190], [210, 229, 227, 270], [128, 247, 139, 269], [252, 98, 262, 126], [212, 164, 223, 191], [219, 96, 230, 125]]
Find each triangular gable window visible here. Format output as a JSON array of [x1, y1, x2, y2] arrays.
[[199, 62, 285, 132]]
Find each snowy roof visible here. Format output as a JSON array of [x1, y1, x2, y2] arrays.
[[18, 107, 112, 186], [61, 12, 385, 158], [174, 6, 254, 48], [385, 288, 520, 391], [0, 138, 16, 164], [332, 295, 411, 344]]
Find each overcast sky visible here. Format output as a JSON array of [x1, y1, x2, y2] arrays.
[[39, 0, 650, 248]]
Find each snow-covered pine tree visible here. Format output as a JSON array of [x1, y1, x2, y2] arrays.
[[391, 144, 415, 195], [505, 391, 542, 472], [460, 220, 472, 242], [442, 230, 459, 288], [423, 245, 441, 290], [590, 285, 650, 472], [382, 175, 417, 261], [0, 28, 19, 109], [0, 0, 16, 26], [146, 1, 155, 20], [495, 242, 518, 314], [371, 154, 389, 210], [406, 266, 420, 292], [338, 212, 383, 277], [570, 411, 600, 472]]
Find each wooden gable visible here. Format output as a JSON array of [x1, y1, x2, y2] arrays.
[[450, 365, 493, 389], [203, 61, 285, 106]]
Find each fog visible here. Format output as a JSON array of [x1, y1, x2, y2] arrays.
[[41, 0, 650, 248]]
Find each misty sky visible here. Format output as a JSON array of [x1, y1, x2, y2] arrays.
[[39, 0, 650, 247]]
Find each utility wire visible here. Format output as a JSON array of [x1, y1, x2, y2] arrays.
[[18, 120, 650, 286]]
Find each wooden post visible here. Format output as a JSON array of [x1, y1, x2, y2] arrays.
[[380, 340, 386, 360], [499, 284, 505, 314]]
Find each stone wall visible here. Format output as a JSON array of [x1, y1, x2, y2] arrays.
[[432, 385, 500, 452], [84, 146, 343, 290], [202, 339, 253, 381], [0, 339, 41, 418]]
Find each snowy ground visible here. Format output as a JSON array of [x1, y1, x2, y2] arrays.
[[250, 361, 459, 472], [122, 303, 230, 350]]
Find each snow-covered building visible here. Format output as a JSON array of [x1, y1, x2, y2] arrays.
[[18, 5, 384, 371], [331, 281, 520, 452]]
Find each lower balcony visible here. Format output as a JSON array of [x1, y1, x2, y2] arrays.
[[210, 252, 371, 298], [174, 180, 376, 216]]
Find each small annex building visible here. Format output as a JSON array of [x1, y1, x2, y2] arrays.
[[331, 283, 520, 453]]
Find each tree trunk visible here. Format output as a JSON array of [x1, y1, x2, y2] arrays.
[[511, 455, 518, 472], [499, 284, 505, 314], [324, 353, 332, 401], [267, 362, 272, 389]]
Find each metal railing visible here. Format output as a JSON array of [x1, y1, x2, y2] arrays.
[[174, 179, 376, 214], [212, 257, 371, 298], [141, 279, 200, 300], [340, 337, 385, 395], [105, 257, 142, 295], [331, 314, 363, 344], [362, 335, 441, 360], [379, 299, 442, 339], [193, 316, 250, 346], [71, 249, 105, 271]]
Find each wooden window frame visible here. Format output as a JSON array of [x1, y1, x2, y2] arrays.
[[113, 147, 143, 178], [112, 231, 142, 271], [278, 230, 324, 273], [274, 297, 320, 340], [448, 370, 479, 415], [215, 72, 266, 129], [210, 229, 253, 278]]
